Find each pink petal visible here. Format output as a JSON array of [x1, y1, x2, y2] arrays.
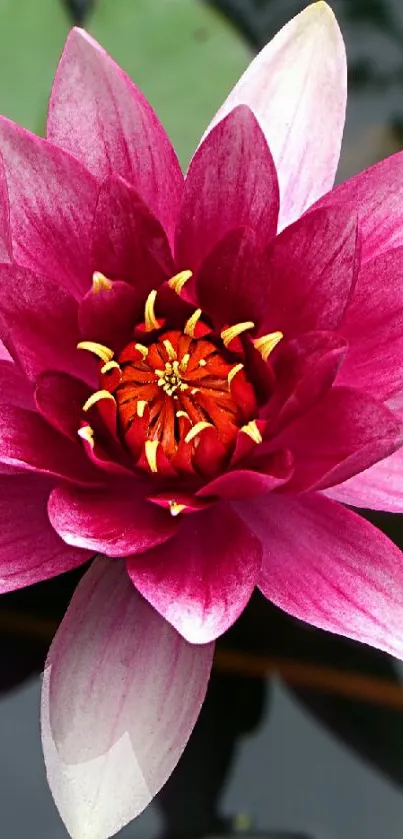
[[260, 207, 359, 338], [0, 339, 12, 361], [127, 503, 262, 643], [0, 360, 35, 409], [271, 386, 403, 492], [324, 448, 403, 513], [198, 454, 293, 500], [41, 557, 213, 839], [175, 106, 279, 271], [35, 372, 91, 439], [314, 150, 403, 264], [91, 175, 174, 288], [78, 280, 144, 351], [337, 247, 403, 400], [48, 483, 177, 556], [0, 154, 12, 262], [0, 265, 94, 384], [0, 473, 89, 593], [0, 117, 98, 296], [239, 492, 403, 659], [205, 3, 346, 231], [0, 406, 101, 484], [47, 29, 183, 243]]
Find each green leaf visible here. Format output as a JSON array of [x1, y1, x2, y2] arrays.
[[0, 0, 69, 134], [89, 0, 251, 166]]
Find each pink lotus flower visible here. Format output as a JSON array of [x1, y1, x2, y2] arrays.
[[0, 0, 402, 835]]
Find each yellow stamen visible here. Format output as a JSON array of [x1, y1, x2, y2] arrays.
[[92, 271, 113, 293], [169, 500, 186, 517], [135, 343, 149, 359], [145, 440, 159, 472], [221, 322, 254, 348], [163, 339, 177, 360], [199, 358, 207, 367], [227, 363, 244, 386], [241, 420, 262, 445], [185, 421, 213, 444], [144, 289, 159, 331], [176, 410, 190, 420], [180, 353, 190, 371], [253, 331, 283, 361], [77, 341, 114, 364], [100, 360, 121, 375], [184, 308, 202, 337], [168, 270, 193, 294], [83, 390, 116, 412], [137, 400, 147, 418], [77, 425, 95, 449]]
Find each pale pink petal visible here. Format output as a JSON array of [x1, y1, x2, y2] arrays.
[[324, 448, 403, 513], [205, 3, 346, 231], [0, 117, 98, 296], [0, 474, 89, 592], [41, 557, 213, 839], [47, 29, 183, 243], [239, 492, 403, 659], [48, 483, 177, 556], [127, 503, 262, 643]]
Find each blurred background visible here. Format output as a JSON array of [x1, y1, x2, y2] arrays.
[[0, 1, 403, 837]]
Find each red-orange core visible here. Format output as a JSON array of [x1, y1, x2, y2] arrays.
[[101, 329, 257, 464]]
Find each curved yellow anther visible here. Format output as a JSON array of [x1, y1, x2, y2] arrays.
[[241, 420, 262, 445], [92, 271, 113, 293], [180, 353, 190, 371], [144, 289, 159, 331], [168, 270, 193, 294], [83, 390, 116, 412], [227, 363, 244, 386], [77, 341, 114, 364], [135, 343, 149, 359], [184, 308, 202, 337], [137, 400, 147, 418], [163, 339, 177, 360], [185, 421, 213, 444], [221, 322, 254, 348], [169, 500, 186, 517], [176, 410, 190, 420], [77, 425, 95, 448], [253, 331, 283, 361], [100, 360, 121, 375], [145, 440, 159, 473]]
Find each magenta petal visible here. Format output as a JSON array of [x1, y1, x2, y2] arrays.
[[91, 176, 174, 288], [325, 448, 403, 513], [0, 406, 100, 484], [337, 247, 403, 400], [42, 557, 213, 839], [198, 455, 293, 500], [272, 386, 402, 492], [240, 492, 403, 659], [206, 4, 346, 231], [260, 207, 359, 338], [35, 372, 91, 439], [127, 503, 262, 643], [0, 360, 34, 409], [0, 117, 98, 296], [0, 265, 94, 384], [175, 106, 279, 271], [0, 474, 90, 593], [48, 29, 183, 242], [314, 150, 403, 263], [48, 483, 177, 556], [78, 280, 144, 351]]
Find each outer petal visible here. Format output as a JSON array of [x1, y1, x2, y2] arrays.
[[259, 207, 359, 338], [48, 483, 177, 556], [205, 2, 346, 230], [324, 451, 403, 513], [42, 557, 213, 839], [47, 29, 183, 243], [0, 406, 100, 484], [0, 473, 90, 593], [175, 106, 279, 271], [0, 117, 98, 296], [314, 150, 403, 263], [127, 503, 262, 644], [0, 265, 94, 385], [238, 492, 403, 659], [337, 247, 403, 400], [0, 360, 35, 409]]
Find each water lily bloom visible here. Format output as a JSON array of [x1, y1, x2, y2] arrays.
[[0, 0, 402, 835]]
